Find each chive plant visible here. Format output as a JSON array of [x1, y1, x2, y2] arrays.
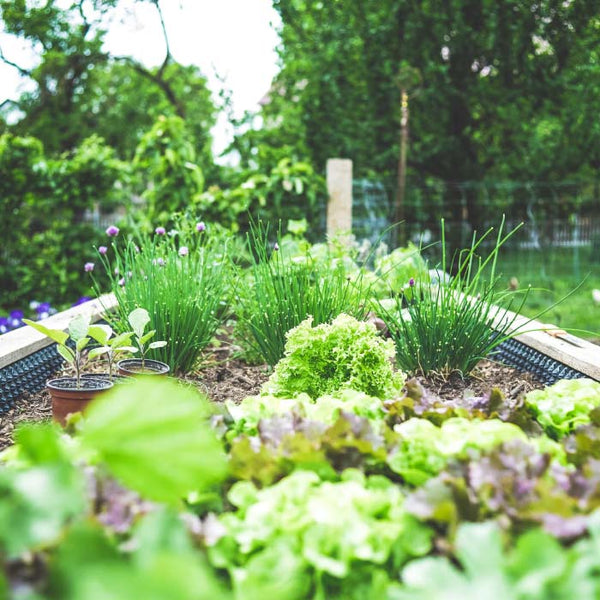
[[92, 223, 231, 374], [378, 217, 531, 376], [239, 222, 372, 366]]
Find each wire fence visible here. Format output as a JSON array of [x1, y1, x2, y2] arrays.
[[352, 179, 600, 256]]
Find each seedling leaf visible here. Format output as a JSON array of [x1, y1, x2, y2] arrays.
[[128, 308, 151, 339], [23, 319, 69, 346]]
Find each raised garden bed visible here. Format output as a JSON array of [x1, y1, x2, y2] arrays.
[[2, 294, 600, 598]]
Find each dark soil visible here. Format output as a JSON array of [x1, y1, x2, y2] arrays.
[[0, 340, 544, 452]]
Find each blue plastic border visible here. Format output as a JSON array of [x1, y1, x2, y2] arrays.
[[492, 337, 587, 385], [0, 343, 63, 413]]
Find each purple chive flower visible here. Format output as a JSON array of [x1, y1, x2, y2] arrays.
[[106, 225, 119, 237], [98, 245, 108, 255], [179, 246, 189, 257], [196, 221, 206, 233], [118, 277, 125, 286], [409, 277, 415, 287], [84, 262, 95, 272], [155, 226, 166, 235], [152, 258, 166, 267], [273, 242, 280, 251]]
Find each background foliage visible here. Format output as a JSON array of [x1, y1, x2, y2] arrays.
[[1, 0, 599, 324]]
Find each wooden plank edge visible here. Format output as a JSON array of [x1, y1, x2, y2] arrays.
[[0, 293, 118, 370]]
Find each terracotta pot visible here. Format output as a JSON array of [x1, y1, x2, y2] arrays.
[[47, 377, 114, 426], [116, 358, 170, 377]]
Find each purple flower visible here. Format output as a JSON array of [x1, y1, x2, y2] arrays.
[[36, 302, 51, 314], [155, 226, 166, 235], [408, 277, 415, 287], [196, 221, 206, 233], [152, 258, 166, 267], [106, 225, 119, 237], [273, 242, 280, 251], [84, 262, 95, 272], [98, 246, 108, 255], [118, 277, 125, 286], [9, 310, 23, 329], [178, 246, 189, 257], [0, 317, 8, 334]]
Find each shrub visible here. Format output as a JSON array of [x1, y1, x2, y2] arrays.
[[0, 133, 126, 310], [264, 313, 405, 399]]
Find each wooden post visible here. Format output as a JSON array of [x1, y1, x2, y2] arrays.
[[326, 158, 353, 237], [392, 90, 409, 247]]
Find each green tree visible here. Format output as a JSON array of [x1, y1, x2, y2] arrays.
[[0, 0, 217, 168], [132, 114, 204, 227], [256, 0, 600, 225], [0, 132, 126, 309]]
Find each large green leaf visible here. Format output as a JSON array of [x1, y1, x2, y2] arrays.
[[0, 424, 86, 558], [80, 378, 227, 504], [51, 521, 229, 600]]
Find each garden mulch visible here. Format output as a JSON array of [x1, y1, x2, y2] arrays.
[[0, 334, 545, 452]]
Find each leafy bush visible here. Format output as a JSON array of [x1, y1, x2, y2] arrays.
[[197, 159, 326, 235], [265, 314, 405, 399], [0, 132, 126, 310], [92, 220, 231, 373], [132, 115, 205, 228], [525, 378, 600, 438]]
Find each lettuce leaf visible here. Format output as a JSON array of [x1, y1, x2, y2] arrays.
[[525, 378, 600, 438], [209, 470, 432, 589], [264, 314, 405, 400]]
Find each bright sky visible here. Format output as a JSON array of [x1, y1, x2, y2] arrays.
[[0, 0, 281, 159]]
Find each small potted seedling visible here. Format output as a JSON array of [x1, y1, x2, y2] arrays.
[[87, 324, 138, 382], [116, 307, 170, 376], [23, 314, 113, 425]]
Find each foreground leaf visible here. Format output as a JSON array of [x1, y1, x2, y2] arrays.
[[81, 378, 227, 504]]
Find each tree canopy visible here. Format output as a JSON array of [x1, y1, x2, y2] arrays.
[[0, 0, 216, 165], [254, 0, 600, 187]]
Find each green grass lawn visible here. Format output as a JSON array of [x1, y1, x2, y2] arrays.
[[494, 246, 600, 341]]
